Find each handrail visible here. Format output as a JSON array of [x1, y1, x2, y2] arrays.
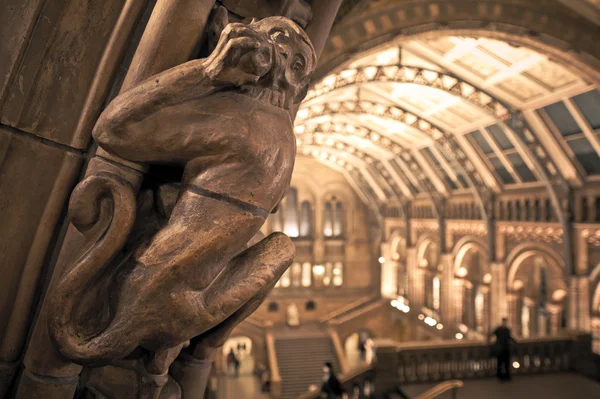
[[379, 333, 575, 352], [266, 330, 282, 398], [329, 299, 385, 326], [414, 380, 464, 399], [328, 327, 350, 374], [319, 295, 376, 323], [297, 363, 376, 399]]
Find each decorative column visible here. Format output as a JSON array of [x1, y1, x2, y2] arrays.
[[507, 293, 520, 335], [480, 285, 491, 335], [578, 277, 591, 331], [380, 242, 398, 298], [547, 304, 561, 337], [569, 277, 580, 330], [463, 282, 474, 328], [440, 253, 456, 333], [490, 262, 507, 328], [313, 198, 325, 264], [406, 247, 422, 308]]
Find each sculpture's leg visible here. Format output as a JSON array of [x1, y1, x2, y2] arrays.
[[172, 233, 293, 398]]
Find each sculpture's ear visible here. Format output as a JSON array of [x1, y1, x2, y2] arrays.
[[294, 80, 311, 104]]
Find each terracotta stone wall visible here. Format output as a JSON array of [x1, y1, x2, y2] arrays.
[[0, 0, 147, 394]]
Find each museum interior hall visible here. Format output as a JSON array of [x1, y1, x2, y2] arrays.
[[2, 1, 600, 399]]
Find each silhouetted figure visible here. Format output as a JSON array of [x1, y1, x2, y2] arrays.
[[321, 362, 344, 399], [226, 348, 238, 376], [234, 355, 241, 377], [489, 317, 517, 381]]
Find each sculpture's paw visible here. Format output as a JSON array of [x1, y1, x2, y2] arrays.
[[206, 23, 273, 86]]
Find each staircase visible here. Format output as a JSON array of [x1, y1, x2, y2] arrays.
[[273, 323, 341, 399]]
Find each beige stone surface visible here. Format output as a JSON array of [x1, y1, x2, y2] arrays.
[[0, 0, 127, 149], [0, 126, 81, 393]]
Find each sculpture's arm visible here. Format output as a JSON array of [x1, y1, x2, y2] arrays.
[[92, 58, 215, 164], [93, 24, 272, 163]]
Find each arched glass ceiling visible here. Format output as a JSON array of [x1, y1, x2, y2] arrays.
[[296, 35, 600, 209]]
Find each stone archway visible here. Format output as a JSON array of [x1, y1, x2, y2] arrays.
[[453, 238, 491, 335], [417, 236, 441, 312], [317, 0, 600, 83], [506, 245, 567, 337]]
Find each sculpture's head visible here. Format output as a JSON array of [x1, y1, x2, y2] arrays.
[[210, 16, 316, 109]]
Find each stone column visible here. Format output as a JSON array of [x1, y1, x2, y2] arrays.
[[13, 2, 223, 397], [568, 277, 580, 330], [481, 286, 491, 335], [577, 277, 591, 331], [380, 242, 398, 298], [0, 0, 150, 395], [506, 293, 520, 335], [313, 198, 325, 263], [490, 262, 507, 328], [406, 247, 422, 308], [463, 282, 474, 328], [547, 304, 561, 337], [440, 253, 458, 336]]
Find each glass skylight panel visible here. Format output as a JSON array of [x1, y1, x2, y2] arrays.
[[489, 156, 515, 184], [543, 102, 582, 137], [424, 147, 440, 165], [572, 89, 600, 130], [506, 153, 537, 182], [442, 172, 458, 190], [487, 124, 514, 150], [467, 130, 494, 154], [566, 137, 600, 175]]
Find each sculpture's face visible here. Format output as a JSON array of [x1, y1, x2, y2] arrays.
[[218, 17, 316, 109], [251, 17, 316, 92]]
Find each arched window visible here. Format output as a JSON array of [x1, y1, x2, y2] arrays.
[[305, 300, 316, 311], [333, 202, 344, 237], [323, 202, 333, 237], [299, 200, 312, 237], [284, 187, 299, 237], [301, 262, 312, 287], [268, 302, 279, 312]]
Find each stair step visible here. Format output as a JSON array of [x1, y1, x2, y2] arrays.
[[274, 332, 341, 399]]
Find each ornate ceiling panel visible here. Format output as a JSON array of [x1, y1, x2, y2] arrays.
[[296, 31, 599, 217]]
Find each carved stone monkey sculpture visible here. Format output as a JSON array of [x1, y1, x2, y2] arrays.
[[47, 16, 316, 367]]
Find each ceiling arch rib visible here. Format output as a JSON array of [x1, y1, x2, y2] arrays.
[[296, 153, 380, 212], [299, 134, 405, 200], [295, 113, 451, 213], [343, 66, 570, 225], [300, 62, 578, 223], [297, 96, 492, 219], [306, 65, 511, 121], [295, 121, 425, 196], [298, 144, 400, 204]]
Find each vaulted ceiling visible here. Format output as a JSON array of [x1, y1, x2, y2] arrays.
[[295, 33, 600, 213]]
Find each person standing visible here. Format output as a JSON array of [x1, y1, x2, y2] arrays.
[[226, 348, 238, 376], [489, 317, 517, 381], [320, 362, 344, 399]]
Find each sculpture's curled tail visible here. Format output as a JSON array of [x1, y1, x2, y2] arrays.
[[47, 172, 136, 365]]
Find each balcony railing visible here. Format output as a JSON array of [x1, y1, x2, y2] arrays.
[[372, 332, 596, 394], [297, 363, 376, 399]]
